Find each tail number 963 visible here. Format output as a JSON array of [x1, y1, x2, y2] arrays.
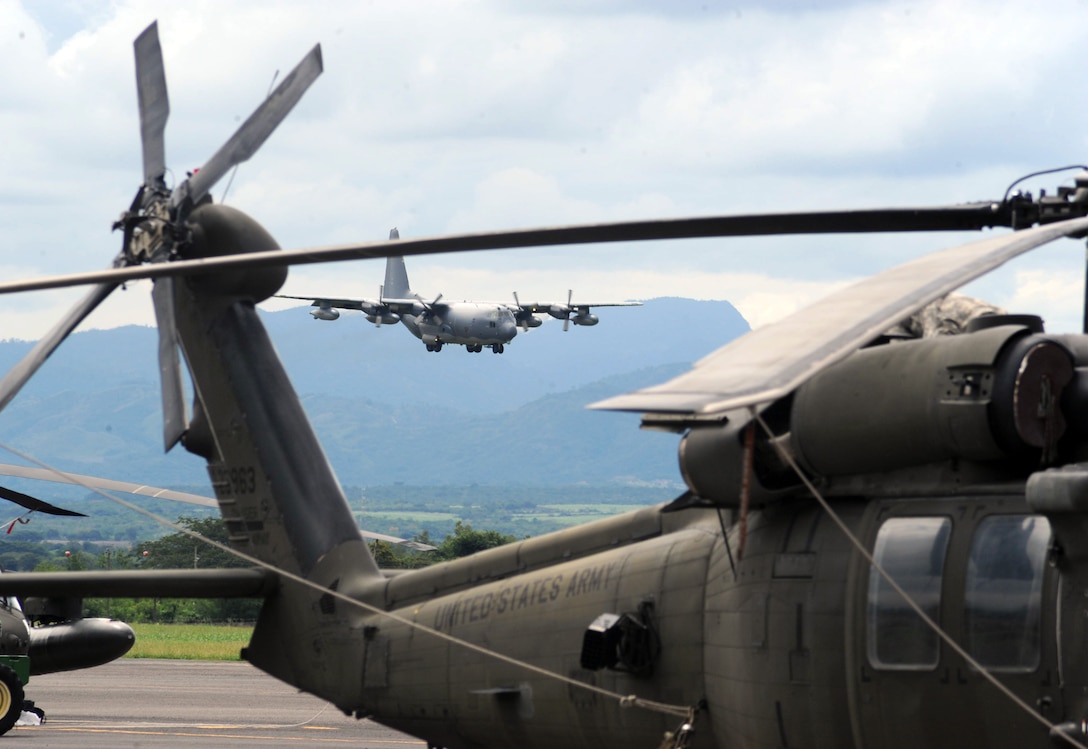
[[211, 465, 257, 496]]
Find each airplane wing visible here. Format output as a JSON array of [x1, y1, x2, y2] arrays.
[[379, 296, 439, 314], [510, 300, 642, 311], [274, 294, 373, 311], [274, 294, 434, 317], [506, 295, 641, 330], [0, 463, 435, 550]]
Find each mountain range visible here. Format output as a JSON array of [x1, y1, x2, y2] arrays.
[[0, 297, 749, 494]]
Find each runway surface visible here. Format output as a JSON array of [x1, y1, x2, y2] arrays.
[[5, 659, 427, 747]]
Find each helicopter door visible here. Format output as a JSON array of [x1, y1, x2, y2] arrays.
[[851, 502, 1059, 749]]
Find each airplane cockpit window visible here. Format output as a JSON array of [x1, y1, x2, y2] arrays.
[[867, 516, 951, 670], [964, 514, 1049, 672]]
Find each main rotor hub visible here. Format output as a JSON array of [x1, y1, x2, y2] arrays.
[[181, 203, 287, 302]]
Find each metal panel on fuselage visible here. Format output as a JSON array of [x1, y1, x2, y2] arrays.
[[362, 527, 717, 749], [704, 499, 860, 749]]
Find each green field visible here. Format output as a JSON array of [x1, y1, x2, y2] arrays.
[[128, 623, 254, 660]]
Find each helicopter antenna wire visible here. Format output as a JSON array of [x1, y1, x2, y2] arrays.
[[1002, 165, 1088, 204], [0, 440, 694, 724], [750, 408, 1087, 749], [84, 701, 332, 731], [716, 508, 737, 583], [218, 70, 281, 206]]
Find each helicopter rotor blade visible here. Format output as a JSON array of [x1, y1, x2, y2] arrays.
[[0, 485, 86, 518], [173, 43, 323, 211], [152, 278, 187, 451], [0, 202, 1052, 298], [591, 215, 1088, 418], [134, 21, 169, 188], [0, 463, 434, 549], [0, 282, 118, 414]]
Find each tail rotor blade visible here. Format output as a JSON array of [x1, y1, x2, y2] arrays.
[[152, 278, 187, 451], [134, 22, 169, 188], [0, 282, 117, 414], [176, 43, 323, 209]]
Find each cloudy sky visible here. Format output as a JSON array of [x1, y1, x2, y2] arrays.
[[1, 0, 1086, 339]]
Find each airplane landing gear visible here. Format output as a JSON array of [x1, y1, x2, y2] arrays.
[[425, 342, 444, 352], [492, 344, 504, 354], [466, 344, 483, 353]]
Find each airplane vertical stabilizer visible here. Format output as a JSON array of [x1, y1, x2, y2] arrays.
[[383, 253, 413, 299]]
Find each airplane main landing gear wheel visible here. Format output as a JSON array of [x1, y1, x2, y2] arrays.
[[0, 664, 25, 735], [491, 344, 504, 354], [426, 342, 444, 352]]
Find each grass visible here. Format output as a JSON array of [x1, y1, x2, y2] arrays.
[[363, 511, 460, 523], [127, 623, 254, 660]]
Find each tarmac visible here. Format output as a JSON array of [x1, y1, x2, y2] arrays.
[[5, 659, 425, 747]]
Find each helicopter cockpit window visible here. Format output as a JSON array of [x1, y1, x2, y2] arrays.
[[867, 516, 951, 670], [964, 514, 1049, 672]]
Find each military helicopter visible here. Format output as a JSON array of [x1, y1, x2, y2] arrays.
[[8, 18, 1088, 749], [0, 485, 136, 734]]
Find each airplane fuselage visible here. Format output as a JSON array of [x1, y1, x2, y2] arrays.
[[399, 302, 519, 352]]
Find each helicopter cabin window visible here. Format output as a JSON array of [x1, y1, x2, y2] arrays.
[[867, 516, 951, 670], [964, 514, 1050, 672]]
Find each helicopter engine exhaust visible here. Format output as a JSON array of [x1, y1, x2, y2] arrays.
[[790, 322, 1075, 476], [680, 321, 1081, 504]]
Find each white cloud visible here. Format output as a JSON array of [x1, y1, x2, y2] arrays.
[[0, 0, 1085, 343]]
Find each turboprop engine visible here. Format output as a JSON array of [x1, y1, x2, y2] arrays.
[[311, 305, 339, 321]]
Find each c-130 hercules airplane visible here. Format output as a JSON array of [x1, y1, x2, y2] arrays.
[[11, 18, 1088, 749], [277, 229, 641, 354]]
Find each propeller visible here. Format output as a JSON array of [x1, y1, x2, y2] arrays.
[[420, 293, 444, 321], [513, 291, 530, 331], [547, 289, 575, 331], [0, 21, 324, 453], [375, 285, 386, 327]]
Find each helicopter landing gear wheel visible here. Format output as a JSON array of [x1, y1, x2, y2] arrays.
[[0, 664, 25, 735]]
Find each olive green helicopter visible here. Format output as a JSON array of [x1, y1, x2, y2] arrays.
[[5, 19, 1088, 749], [0, 485, 137, 735]]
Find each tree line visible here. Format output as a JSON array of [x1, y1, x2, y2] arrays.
[[19, 517, 517, 624]]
